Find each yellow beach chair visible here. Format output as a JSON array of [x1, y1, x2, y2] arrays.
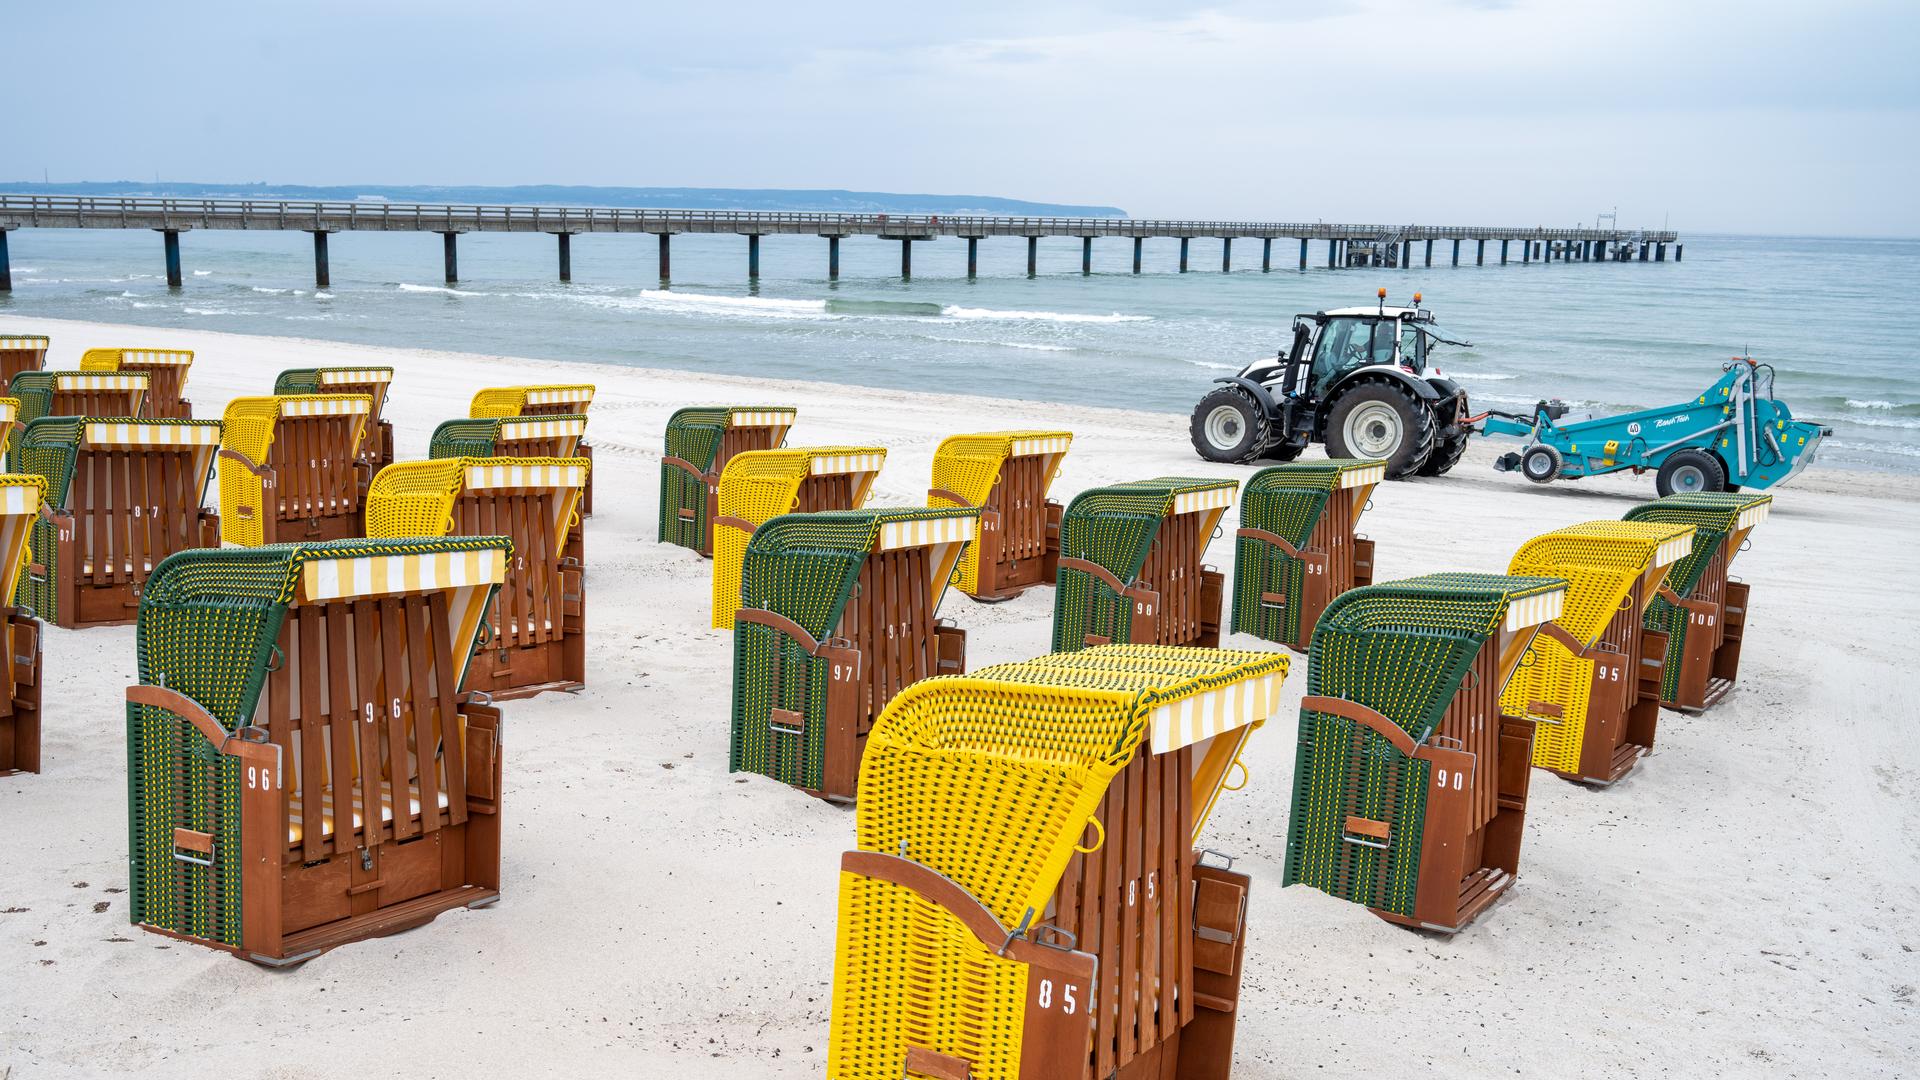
[[710, 446, 885, 629], [275, 366, 396, 478], [81, 348, 195, 419], [216, 394, 372, 546], [927, 430, 1071, 601], [0, 474, 46, 776], [469, 384, 597, 513]]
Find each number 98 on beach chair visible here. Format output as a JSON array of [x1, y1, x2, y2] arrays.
[[1232, 458, 1383, 652], [710, 446, 886, 629], [0, 475, 46, 776], [217, 394, 372, 546], [1622, 492, 1772, 711], [275, 367, 396, 478], [658, 406, 797, 557], [125, 536, 510, 965], [928, 430, 1071, 602], [81, 348, 195, 419], [1052, 476, 1236, 653]]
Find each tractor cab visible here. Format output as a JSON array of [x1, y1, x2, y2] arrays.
[[1279, 303, 1459, 401]]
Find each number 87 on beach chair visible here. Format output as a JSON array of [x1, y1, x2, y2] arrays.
[[710, 446, 886, 629], [1231, 458, 1384, 652], [928, 430, 1072, 602], [0, 475, 46, 776], [125, 536, 511, 965], [1052, 476, 1237, 653], [217, 394, 372, 546], [1622, 492, 1772, 712], [658, 406, 797, 557]]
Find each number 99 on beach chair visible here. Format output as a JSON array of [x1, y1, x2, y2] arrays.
[[367, 457, 589, 700], [1232, 458, 1383, 652], [829, 645, 1289, 1080], [0, 475, 46, 776], [13, 417, 222, 629], [217, 394, 372, 546], [9, 370, 149, 430], [730, 507, 973, 801], [1622, 492, 1772, 711], [468, 384, 596, 513], [658, 406, 797, 557], [125, 536, 510, 966], [710, 446, 886, 629], [1501, 521, 1696, 785], [0, 335, 48, 389], [1283, 574, 1566, 932], [1052, 476, 1236, 653], [275, 367, 396, 478], [81, 348, 195, 419], [928, 430, 1071, 602]]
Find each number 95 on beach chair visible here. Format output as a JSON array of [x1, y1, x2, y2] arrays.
[[710, 446, 886, 629], [928, 430, 1071, 602], [1283, 574, 1566, 932], [125, 536, 510, 966], [658, 406, 797, 557], [13, 417, 222, 629], [1232, 458, 1383, 652], [217, 394, 372, 546], [730, 507, 972, 801], [367, 457, 589, 700], [0, 475, 46, 776], [830, 645, 1289, 1080], [1501, 521, 1696, 785], [81, 348, 195, 419], [1622, 492, 1772, 711], [1052, 476, 1236, 653], [275, 366, 396, 478]]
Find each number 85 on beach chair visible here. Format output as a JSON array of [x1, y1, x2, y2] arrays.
[[710, 446, 886, 629], [0, 475, 46, 776], [658, 406, 797, 557], [1622, 492, 1772, 712], [217, 394, 372, 546]]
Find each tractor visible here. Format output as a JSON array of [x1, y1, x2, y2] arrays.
[[1189, 291, 1473, 478]]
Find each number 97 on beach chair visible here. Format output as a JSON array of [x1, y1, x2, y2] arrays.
[[0, 474, 46, 776], [1232, 458, 1384, 652], [217, 394, 372, 546], [928, 430, 1071, 602], [658, 406, 797, 557], [1622, 492, 1772, 711], [1052, 476, 1236, 653]]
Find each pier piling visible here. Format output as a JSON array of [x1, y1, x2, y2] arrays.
[[1402, 239, 1413, 268], [1221, 238, 1231, 273], [1327, 239, 1337, 268], [1299, 237, 1309, 271], [162, 229, 183, 287], [964, 236, 976, 278], [747, 234, 761, 278], [1132, 237, 1143, 274], [556, 232, 571, 282], [1082, 236, 1093, 275], [1656, 242, 1666, 262], [1499, 240, 1508, 265], [1026, 236, 1038, 277], [1179, 237, 1189, 273], [899, 237, 912, 278], [312, 230, 331, 289], [441, 231, 457, 284], [1426, 239, 1435, 267], [1262, 237, 1271, 272], [1451, 239, 1459, 267], [1675, 244, 1683, 262], [1522, 240, 1531, 265], [0, 230, 10, 291], [657, 233, 671, 279], [829, 235, 842, 279]]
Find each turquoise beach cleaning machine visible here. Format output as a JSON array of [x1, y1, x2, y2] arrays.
[[1470, 356, 1831, 497]]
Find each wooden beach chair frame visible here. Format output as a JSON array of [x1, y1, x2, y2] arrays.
[[124, 536, 510, 966], [830, 645, 1289, 1080], [14, 417, 222, 629], [10, 370, 150, 430], [1051, 476, 1236, 653], [275, 367, 396, 481], [0, 335, 48, 390], [928, 430, 1071, 602], [433, 414, 591, 563], [710, 446, 886, 629], [0, 475, 47, 776], [1232, 458, 1384, 652], [658, 406, 797, 557], [367, 457, 588, 700], [217, 394, 372, 546], [730, 507, 973, 801], [81, 348, 195, 419], [468, 384, 596, 514], [1502, 521, 1696, 785], [1623, 492, 1773, 711], [1283, 574, 1567, 932]]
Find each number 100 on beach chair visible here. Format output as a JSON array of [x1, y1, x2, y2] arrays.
[[217, 394, 372, 546], [81, 348, 195, 419], [0, 475, 46, 776], [928, 430, 1071, 602], [1052, 476, 1236, 653], [1623, 492, 1773, 711], [658, 406, 797, 557], [125, 536, 510, 965], [710, 446, 886, 629], [1232, 458, 1383, 652]]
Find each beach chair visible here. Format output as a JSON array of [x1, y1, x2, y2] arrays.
[[1052, 476, 1237, 653], [1232, 458, 1384, 652], [431, 414, 591, 562], [658, 406, 797, 557], [275, 367, 396, 480], [10, 370, 150, 430], [1623, 493, 1773, 711], [0, 335, 48, 388], [367, 457, 588, 699], [81, 348, 195, 419], [927, 430, 1072, 601], [13, 417, 222, 629], [730, 507, 974, 800], [217, 394, 372, 546], [1501, 521, 1696, 785], [0, 397, 19, 456], [124, 535, 510, 966], [829, 645, 1290, 1080], [710, 446, 886, 629], [468, 384, 596, 514], [0, 476, 46, 776], [1283, 574, 1567, 932]]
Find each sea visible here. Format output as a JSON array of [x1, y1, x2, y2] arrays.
[[2, 229, 1914, 473]]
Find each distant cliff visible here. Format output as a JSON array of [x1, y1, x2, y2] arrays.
[[2, 181, 1127, 218]]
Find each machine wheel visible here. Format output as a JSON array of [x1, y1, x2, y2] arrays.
[[1656, 449, 1728, 496], [1260, 440, 1308, 463], [1418, 431, 1470, 477], [1520, 444, 1562, 484], [1324, 382, 1435, 478], [1189, 386, 1271, 464]]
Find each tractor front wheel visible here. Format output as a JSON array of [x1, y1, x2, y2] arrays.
[[1656, 449, 1728, 496], [1325, 382, 1435, 478], [1189, 386, 1271, 464]]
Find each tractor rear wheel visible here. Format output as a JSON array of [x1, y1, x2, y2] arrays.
[[1656, 449, 1728, 496], [1325, 381, 1435, 478], [1189, 386, 1271, 464], [1418, 431, 1470, 477]]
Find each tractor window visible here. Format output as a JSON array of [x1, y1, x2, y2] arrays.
[[1398, 323, 1426, 371], [1310, 319, 1393, 394]]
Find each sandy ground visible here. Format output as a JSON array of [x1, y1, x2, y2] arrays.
[[0, 313, 1915, 1080]]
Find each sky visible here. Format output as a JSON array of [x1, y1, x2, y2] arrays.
[[7, 0, 1917, 235]]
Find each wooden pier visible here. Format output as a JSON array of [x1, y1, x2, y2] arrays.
[[0, 193, 1683, 289]]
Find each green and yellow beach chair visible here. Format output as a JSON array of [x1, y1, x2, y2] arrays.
[[8, 369, 149, 431], [710, 445, 886, 629], [1051, 476, 1236, 653], [125, 536, 510, 966], [1232, 458, 1384, 652], [1501, 520, 1696, 784], [468, 384, 597, 513], [658, 406, 797, 557], [1623, 492, 1773, 711], [0, 474, 46, 776], [275, 366, 396, 477], [81, 347, 195, 419], [928, 430, 1071, 601], [0, 335, 48, 389], [829, 645, 1288, 1080], [216, 394, 372, 546], [1284, 573, 1566, 932], [429, 413, 590, 562]]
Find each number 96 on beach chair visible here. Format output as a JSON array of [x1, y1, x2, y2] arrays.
[[1232, 458, 1383, 652], [0, 475, 46, 776], [125, 536, 510, 966], [1052, 476, 1236, 653], [658, 406, 797, 557], [81, 348, 195, 419], [275, 366, 396, 479], [710, 446, 886, 629], [829, 645, 1290, 1080], [217, 394, 372, 546], [1622, 492, 1772, 711], [928, 430, 1071, 602]]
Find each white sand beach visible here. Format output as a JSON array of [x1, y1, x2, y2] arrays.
[[1, 313, 1915, 1080]]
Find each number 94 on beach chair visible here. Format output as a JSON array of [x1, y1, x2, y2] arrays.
[[0, 474, 46, 776], [928, 430, 1071, 602]]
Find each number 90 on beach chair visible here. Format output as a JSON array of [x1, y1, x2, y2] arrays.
[[1232, 458, 1383, 652], [658, 406, 797, 557], [1283, 574, 1566, 932], [366, 457, 589, 700], [1622, 492, 1772, 711], [1501, 521, 1696, 785], [468, 384, 596, 514], [710, 446, 886, 629], [0, 475, 46, 776], [80, 348, 195, 419], [829, 645, 1289, 1080], [125, 536, 510, 966], [1052, 476, 1236, 653], [275, 366, 396, 479], [928, 430, 1071, 602], [730, 507, 973, 801], [217, 394, 372, 546]]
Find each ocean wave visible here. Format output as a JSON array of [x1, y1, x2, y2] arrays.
[[925, 336, 1075, 353], [1180, 358, 1243, 370], [183, 306, 229, 315], [398, 283, 491, 297], [314, 291, 334, 299], [942, 305, 1150, 323], [1447, 371, 1518, 381], [251, 286, 292, 295], [1827, 413, 1920, 431], [193, 270, 213, 277], [1829, 439, 1920, 459]]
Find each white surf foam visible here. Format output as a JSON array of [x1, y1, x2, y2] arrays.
[[398, 283, 490, 297], [925, 336, 1075, 353], [941, 305, 1150, 323], [1449, 371, 1519, 381]]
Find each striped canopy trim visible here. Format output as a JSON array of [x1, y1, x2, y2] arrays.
[[811, 450, 887, 476], [1172, 486, 1235, 514], [300, 547, 507, 602], [731, 408, 796, 427], [498, 416, 587, 440], [280, 395, 371, 417], [0, 337, 49, 349], [0, 398, 16, 423], [877, 511, 976, 551], [52, 372, 150, 390], [1504, 588, 1565, 631], [462, 460, 589, 491], [0, 477, 45, 516], [317, 367, 394, 385], [84, 420, 223, 447], [1008, 433, 1072, 456], [524, 386, 595, 407], [118, 349, 194, 367]]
